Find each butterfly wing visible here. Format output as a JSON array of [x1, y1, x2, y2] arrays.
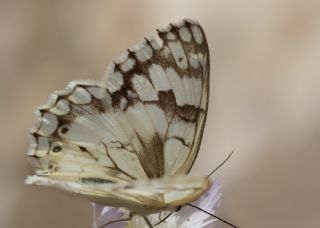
[[26, 19, 209, 186], [102, 19, 210, 176], [26, 175, 209, 214], [27, 80, 150, 183]]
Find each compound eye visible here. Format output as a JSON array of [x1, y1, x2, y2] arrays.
[[175, 206, 182, 212]]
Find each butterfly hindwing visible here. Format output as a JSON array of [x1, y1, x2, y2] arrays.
[[28, 80, 148, 183]]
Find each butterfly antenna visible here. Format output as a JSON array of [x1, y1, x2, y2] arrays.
[[187, 203, 238, 228], [208, 150, 234, 177]]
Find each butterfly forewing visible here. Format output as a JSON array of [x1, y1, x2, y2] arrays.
[[27, 19, 210, 211], [100, 23, 209, 178]]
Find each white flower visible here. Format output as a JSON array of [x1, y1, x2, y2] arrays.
[[93, 180, 221, 228], [93, 203, 125, 228]]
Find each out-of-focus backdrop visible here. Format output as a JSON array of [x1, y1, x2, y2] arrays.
[[1, 1, 320, 227]]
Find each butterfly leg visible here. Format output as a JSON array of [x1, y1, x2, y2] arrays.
[[100, 212, 134, 228]]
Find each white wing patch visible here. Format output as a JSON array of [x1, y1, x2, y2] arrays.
[[37, 112, 58, 136], [149, 64, 172, 92], [179, 26, 192, 42], [131, 74, 158, 101], [132, 40, 153, 62], [168, 40, 189, 70], [50, 99, 70, 115], [145, 104, 168, 137], [26, 18, 210, 214], [165, 67, 187, 106], [103, 68, 124, 93], [68, 87, 92, 104]]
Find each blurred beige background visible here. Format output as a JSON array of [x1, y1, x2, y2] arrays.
[[1, 0, 320, 227]]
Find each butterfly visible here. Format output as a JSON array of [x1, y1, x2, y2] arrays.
[[26, 18, 210, 227]]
